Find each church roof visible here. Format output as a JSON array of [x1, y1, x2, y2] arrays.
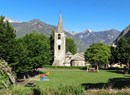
[[71, 56, 85, 61], [66, 52, 72, 55], [71, 53, 84, 59], [57, 13, 64, 32]]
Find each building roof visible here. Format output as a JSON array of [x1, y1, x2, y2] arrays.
[[71, 55, 85, 61], [66, 52, 72, 55], [57, 13, 64, 33]]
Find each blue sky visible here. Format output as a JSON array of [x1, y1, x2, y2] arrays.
[[0, 0, 130, 32]]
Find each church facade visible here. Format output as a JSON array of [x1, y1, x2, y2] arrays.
[[52, 14, 85, 66]]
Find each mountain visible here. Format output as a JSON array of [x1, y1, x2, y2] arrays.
[[113, 24, 130, 44], [4, 17, 21, 23], [75, 29, 120, 44], [9, 18, 120, 52], [11, 19, 56, 37], [73, 29, 120, 51]]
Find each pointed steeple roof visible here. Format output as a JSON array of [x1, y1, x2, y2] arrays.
[[57, 13, 64, 32]]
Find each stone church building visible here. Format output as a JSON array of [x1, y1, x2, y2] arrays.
[[52, 14, 85, 66]]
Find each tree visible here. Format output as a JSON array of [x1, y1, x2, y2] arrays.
[[66, 38, 77, 54], [23, 32, 51, 67], [10, 39, 29, 74], [11, 32, 51, 77], [0, 16, 16, 63], [49, 31, 54, 63], [84, 43, 110, 66], [111, 37, 130, 64]]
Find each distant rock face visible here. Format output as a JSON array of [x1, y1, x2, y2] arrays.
[[73, 29, 120, 51], [113, 24, 130, 45], [10, 19, 120, 52]]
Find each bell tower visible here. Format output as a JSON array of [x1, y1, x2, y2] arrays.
[[52, 14, 66, 66]]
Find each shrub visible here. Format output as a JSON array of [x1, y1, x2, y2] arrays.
[[42, 65, 87, 70], [33, 83, 85, 95], [11, 86, 33, 95]]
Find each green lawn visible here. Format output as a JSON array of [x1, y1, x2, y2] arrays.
[[35, 69, 125, 89], [3, 69, 129, 95]]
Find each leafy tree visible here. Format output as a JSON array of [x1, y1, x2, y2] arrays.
[[29, 32, 50, 65], [10, 39, 29, 73], [0, 16, 16, 63], [111, 37, 130, 64], [66, 38, 77, 54], [11, 32, 51, 76], [22, 32, 51, 67], [84, 43, 110, 66], [49, 31, 54, 63]]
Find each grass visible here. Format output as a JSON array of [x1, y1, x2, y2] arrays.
[[1, 69, 130, 95], [35, 69, 125, 89]]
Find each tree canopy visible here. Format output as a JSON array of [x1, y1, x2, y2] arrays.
[[84, 43, 110, 65], [66, 38, 77, 54], [11, 32, 51, 74], [111, 37, 130, 64], [0, 16, 16, 63]]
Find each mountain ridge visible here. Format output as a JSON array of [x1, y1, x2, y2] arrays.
[[7, 18, 120, 52], [113, 24, 130, 44]]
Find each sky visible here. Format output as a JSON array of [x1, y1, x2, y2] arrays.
[[0, 0, 130, 32]]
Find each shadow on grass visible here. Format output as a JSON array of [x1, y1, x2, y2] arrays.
[[82, 83, 108, 89], [33, 88, 41, 95], [82, 78, 130, 90], [107, 69, 124, 74]]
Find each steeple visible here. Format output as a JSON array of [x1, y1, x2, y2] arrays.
[[57, 13, 64, 32]]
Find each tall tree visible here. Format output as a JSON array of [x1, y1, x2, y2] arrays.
[[66, 38, 77, 54], [112, 37, 130, 64], [49, 31, 54, 63], [84, 43, 110, 65], [0, 16, 16, 63], [11, 32, 51, 76], [10, 39, 29, 73], [22, 32, 51, 68]]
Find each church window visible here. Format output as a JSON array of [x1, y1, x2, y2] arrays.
[[58, 34, 61, 39], [58, 45, 61, 50]]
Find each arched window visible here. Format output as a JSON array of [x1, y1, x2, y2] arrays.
[[58, 45, 61, 50], [58, 34, 61, 39]]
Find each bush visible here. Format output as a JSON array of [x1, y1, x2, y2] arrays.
[[42, 65, 87, 70], [33, 83, 85, 95], [11, 86, 33, 95]]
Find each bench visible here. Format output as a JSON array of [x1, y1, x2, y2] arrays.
[[87, 68, 98, 72]]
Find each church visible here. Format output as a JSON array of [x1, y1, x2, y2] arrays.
[[52, 14, 85, 66]]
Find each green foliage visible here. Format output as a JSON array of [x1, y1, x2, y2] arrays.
[[35, 83, 85, 95], [49, 31, 54, 63], [11, 32, 51, 73], [111, 38, 130, 64], [66, 38, 77, 54], [10, 39, 29, 73], [11, 86, 33, 95], [0, 70, 9, 89], [85, 43, 110, 65], [43, 65, 87, 69], [0, 16, 16, 63], [23, 32, 51, 66]]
